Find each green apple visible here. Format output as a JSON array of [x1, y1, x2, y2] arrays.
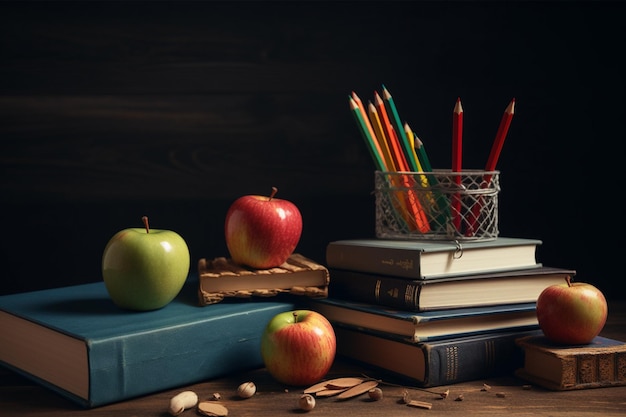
[[102, 216, 190, 311]]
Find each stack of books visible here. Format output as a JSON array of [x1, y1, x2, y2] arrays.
[[308, 237, 576, 387]]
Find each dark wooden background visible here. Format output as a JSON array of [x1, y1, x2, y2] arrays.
[[1, 1, 624, 299]]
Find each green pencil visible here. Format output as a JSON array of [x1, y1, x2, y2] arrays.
[[415, 136, 433, 172], [382, 85, 419, 172], [349, 96, 386, 171]]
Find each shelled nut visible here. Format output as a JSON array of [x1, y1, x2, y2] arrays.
[[237, 381, 256, 399], [298, 393, 316, 411], [168, 390, 198, 416]]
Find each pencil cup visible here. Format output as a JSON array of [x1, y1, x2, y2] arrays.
[[374, 170, 500, 241]]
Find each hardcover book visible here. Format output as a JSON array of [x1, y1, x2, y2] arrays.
[[307, 297, 539, 343], [328, 266, 574, 311], [0, 276, 297, 408], [335, 325, 542, 387], [325, 237, 542, 279], [198, 253, 329, 305], [515, 335, 626, 390]]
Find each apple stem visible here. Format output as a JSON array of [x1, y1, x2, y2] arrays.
[[293, 311, 299, 323], [142, 216, 150, 234], [269, 187, 278, 202], [565, 275, 572, 287]]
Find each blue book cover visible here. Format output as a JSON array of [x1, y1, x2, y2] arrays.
[[308, 297, 539, 343], [0, 276, 296, 408]]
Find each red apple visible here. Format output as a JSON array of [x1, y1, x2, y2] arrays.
[[536, 276, 608, 345], [260, 310, 336, 386], [225, 187, 302, 269]]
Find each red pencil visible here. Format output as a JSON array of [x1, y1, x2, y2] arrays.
[[465, 98, 516, 237], [484, 98, 515, 183], [452, 97, 463, 230], [452, 97, 463, 174]]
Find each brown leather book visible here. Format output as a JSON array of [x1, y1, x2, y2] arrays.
[[515, 335, 626, 390]]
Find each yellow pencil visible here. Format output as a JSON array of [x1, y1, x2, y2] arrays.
[[404, 123, 424, 172]]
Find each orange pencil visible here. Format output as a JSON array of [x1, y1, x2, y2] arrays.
[[390, 125, 430, 233], [368, 101, 397, 172], [374, 91, 429, 233]]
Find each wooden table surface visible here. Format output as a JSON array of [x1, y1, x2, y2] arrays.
[[2, 301, 625, 417]]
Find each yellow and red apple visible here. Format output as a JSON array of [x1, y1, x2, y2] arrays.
[[536, 276, 608, 345], [261, 310, 336, 386], [225, 187, 302, 269], [102, 216, 190, 311]]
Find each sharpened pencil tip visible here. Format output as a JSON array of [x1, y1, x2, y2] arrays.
[[507, 98, 515, 114]]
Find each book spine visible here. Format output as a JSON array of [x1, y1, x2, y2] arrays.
[[329, 270, 422, 311], [326, 245, 422, 279], [424, 333, 528, 386], [561, 351, 626, 389]]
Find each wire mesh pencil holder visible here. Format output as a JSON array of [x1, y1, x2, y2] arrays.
[[374, 170, 500, 241]]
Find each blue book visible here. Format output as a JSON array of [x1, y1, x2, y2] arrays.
[[308, 297, 539, 343], [0, 276, 296, 408]]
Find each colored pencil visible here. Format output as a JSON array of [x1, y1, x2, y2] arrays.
[[349, 96, 386, 171], [351, 91, 379, 158], [414, 136, 433, 172], [451, 97, 463, 230], [484, 98, 515, 182], [403, 123, 425, 173], [367, 100, 420, 231], [390, 126, 430, 232], [371, 92, 429, 232], [374, 91, 409, 172], [368, 101, 397, 171], [405, 123, 437, 216], [466, 98, 516, 236], [414, 131, 450, 230], [382, 85, 419, 171]]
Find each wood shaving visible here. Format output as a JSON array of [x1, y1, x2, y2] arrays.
[[407, 400, 432, 409], [336, 380, 379, 400], [304, 377, 363, 394], [197, 401, 229, 416], [315, 388, 349, 397], [323, 377, 365, 389]]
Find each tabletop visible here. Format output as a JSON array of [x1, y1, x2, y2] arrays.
[[2, 301, 625, 417]]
